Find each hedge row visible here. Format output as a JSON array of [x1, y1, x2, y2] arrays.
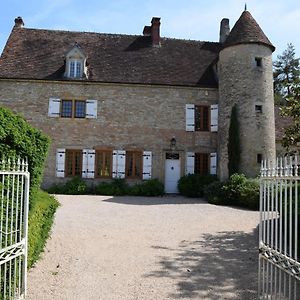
[[47, 177, 165, 197], [28, 188, 59, 267], [0, 106, 50, 189]]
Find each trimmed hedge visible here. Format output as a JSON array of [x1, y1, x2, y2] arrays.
[[0, 106, 50, 189], [178, 174, 218, 197], [204, 173, 260, 210], [28, 189, 59, 268], [48, 177, 165, 197]]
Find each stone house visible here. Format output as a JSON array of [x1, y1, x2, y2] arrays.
[[0, 10, 277, 192]]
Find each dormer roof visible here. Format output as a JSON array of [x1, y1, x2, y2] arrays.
[[223, 10, 275, 52]]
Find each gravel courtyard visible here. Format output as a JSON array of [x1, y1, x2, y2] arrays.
[[27, 195, 259, 300]]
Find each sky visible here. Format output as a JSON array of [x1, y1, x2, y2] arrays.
[[0, 0, 299, 60]]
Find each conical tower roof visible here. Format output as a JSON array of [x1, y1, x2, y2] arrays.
[[224, 10, 275, 52]]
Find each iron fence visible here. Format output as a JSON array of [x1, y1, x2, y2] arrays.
[[0, 158, 29, 300], [259, 156, 300, 281]]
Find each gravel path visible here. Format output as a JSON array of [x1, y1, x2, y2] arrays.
[[27, 195, 259, 300]]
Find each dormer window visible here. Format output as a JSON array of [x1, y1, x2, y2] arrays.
[[64, 43, 87, 79], [69, 60, 82, 78]]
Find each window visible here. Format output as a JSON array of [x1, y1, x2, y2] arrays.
[[255, 105, 263, 113], [257, 154, 262, 164], [95, 150, 112, 177], [126, 151, 142, 178], [195, 106, 210, 131], [194, 153, 209, 175], [255, 57, 262, 67], [69, 60, 82, 78], [61, 99, 86, 118], [65, 150, 82, 177]]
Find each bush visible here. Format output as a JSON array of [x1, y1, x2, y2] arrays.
[[178, 174, 218, 197], [204, 181, 224, 205], [95, 179, 128, 196], [0, 106, 50, 189], [28, 188, 59, 268], [204, 174, 260, 210], [95, 178, 164, 196], [47, 177, 88, 195], [128, 179, 164, 196]]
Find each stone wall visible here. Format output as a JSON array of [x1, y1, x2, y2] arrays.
[[218, 43, 276, 180], [0, 79, 218, 187]]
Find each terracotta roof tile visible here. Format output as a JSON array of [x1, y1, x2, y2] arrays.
[[224, 11, 275, 52], [0, 27, 221, 87]]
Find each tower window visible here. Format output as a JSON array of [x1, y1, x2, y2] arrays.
[[257, 154, 262, 164], [255, 105, 263, 113], [255, 57, 262, 67]]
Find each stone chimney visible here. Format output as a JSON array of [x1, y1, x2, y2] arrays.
[[143, 17, 161, 47], [14, 17, 24, 28], [219, 18, 230, 43]]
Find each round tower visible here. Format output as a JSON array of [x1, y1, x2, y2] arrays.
[[218, 10, 276, 180]]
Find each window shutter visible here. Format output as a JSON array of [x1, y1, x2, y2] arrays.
[[112, 150, 126, 179], [82, 149, 95, 178], [210, 152, 217, 175], [210, 104, 218, 132], [142, 151, 152, 180], [48, 98, 61, 117], [186, 152, 195, 175], [186, 104, 195, 131], [56, 148, 65, 177], [82, 149, 88, 178], [86, 100, 97, 119], [86, 150, 95, 179]]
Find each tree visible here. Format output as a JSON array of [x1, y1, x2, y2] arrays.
[[273, 43, 300, 104], [228, 104, 240, 175], [281, 85, 300, 151]]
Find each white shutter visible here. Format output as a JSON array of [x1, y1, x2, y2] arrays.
[[86, 100, 97, 119], [210, 104, 218, 132], [186, 104, 195, 131], [112, 150, 126, 179], [143, 151, 152, 180], [86, 149, 95, 179], [117, 150, 126, 179], [48, 98, 61, 117], [210, 152, 217, 175], [56, 148, 65, 177], [81, 149, 88, 178], [112, 150, 118, 178], [186, 152, 195, 175]]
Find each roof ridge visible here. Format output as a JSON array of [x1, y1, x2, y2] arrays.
[[19, 27, 220, 45]]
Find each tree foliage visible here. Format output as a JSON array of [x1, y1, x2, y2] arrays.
[[273, 43, 300, 104], [0, 106, 50, 188], [228, 104, 240, 176], [280, 85, 300, 150]]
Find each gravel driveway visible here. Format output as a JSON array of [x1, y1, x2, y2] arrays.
[[27, 195, 259, 300]]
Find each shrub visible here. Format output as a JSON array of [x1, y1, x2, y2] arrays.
[[28, 188, 59, 268], [178, 174, 218, 197], [222, 174, 260, 209], [204, 181, 224, 205], [129, 179, 164, 196], [62, 177, 88, 194], [204, 174, 260, 210], [47, 177, 88, 195], [95, 179, 127, 196], [0, 106, 50, 189]]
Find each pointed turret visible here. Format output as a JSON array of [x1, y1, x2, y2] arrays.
[[224, 10, 275, 52]]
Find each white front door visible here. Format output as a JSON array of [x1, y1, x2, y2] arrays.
[[165, 157, 181, 193]]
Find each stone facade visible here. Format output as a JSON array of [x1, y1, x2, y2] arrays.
[[0, 10, 278, 190], [0, 79, 218, 187], [218, 44, 276, 180]]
